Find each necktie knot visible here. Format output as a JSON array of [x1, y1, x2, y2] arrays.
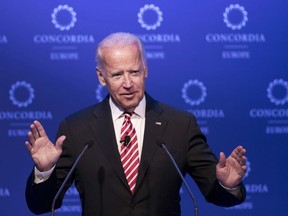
[[123, 112, 133, 124], [123, 112, 132, 118]]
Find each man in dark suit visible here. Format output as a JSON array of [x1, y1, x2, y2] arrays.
[[25, 32, 247, 216]]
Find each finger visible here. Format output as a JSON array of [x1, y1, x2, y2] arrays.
[[55, 135, 66, 151], [218, 152, 226, 168], [238, 148, 247, 158], [29, 123, 39, 139], [33, 120, 48, 138], [232, 146, 245, 160], [234, 147, 247, 163], [242, 164, 248, 172], [239, 155, 247, 166], [233, 146, 243, 155], [25, 141, 32, 152], [27, 131, 36, 145]]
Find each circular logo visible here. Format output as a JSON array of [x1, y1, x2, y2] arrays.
[[9, 81, 35, 108], [182, 79, 207, 106], [51, 5, 77, 31], [137, 4, 163, 31], [95, 84, 108, 102], [267, 79, 288, 105], [223, 4, 248, 30]]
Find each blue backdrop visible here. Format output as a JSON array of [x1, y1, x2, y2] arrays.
[[1, 0, 287, 215]]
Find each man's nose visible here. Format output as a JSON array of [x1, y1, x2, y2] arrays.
[[122, 73, 133, 87]]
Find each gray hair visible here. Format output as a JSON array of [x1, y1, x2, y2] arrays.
[[96, 32, 147, 71]]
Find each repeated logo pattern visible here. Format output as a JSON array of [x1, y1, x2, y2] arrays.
[[223, 4, 248, 30], [9, 81, 35, 108], [182, 80, 207, 106], [51, 5, 77, 31], [267, 79, 288, 105], [137, 4, 163, 30]]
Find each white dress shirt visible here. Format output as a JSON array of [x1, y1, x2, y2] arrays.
[[109, 96, 146, 159]]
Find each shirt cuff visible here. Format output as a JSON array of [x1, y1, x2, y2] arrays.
[[218, 181, 242, 198], [218, 181, 240, 191], [34, 165, 55, 184]]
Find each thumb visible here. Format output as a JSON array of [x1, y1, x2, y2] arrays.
[[55, 135, 66, 150], [217, 152, 227, 168]]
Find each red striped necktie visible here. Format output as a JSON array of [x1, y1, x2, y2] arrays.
[[120, 112, 140, 193]]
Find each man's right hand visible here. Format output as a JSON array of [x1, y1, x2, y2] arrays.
[[25, 120, 66, 172]]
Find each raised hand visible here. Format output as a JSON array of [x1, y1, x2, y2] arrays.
[[216, 146, 247, 188], [25, 120, 66, 172]]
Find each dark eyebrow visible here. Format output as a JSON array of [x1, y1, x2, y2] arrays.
[[127, 69, 141, 72], [110, 70, 124, 74]]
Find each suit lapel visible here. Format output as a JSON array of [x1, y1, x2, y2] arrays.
[[88, 99, 130, 191], [134, 95, 168, 194]]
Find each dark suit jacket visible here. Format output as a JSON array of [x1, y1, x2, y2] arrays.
[[26, 94, 245, 216]]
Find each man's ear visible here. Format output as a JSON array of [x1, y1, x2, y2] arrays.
[[96, 68, 106, 86]]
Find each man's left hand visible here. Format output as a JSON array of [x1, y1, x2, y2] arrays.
[[216, 146, 247, 188]]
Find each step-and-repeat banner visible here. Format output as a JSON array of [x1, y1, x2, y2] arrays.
[[1, 0, 287, 215]]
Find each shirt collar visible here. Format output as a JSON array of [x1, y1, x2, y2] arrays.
[[109, 96, 146, 121]]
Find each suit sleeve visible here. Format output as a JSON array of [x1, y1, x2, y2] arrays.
[[185, 114, 246, 207], [25, 119, 76, 214]]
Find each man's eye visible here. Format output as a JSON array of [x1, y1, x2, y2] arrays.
[[131, 70, 140, 75], [112, 73, 122, 78]]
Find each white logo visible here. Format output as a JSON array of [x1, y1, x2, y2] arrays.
[[9, 81, 35, 108], [95, 84, 108, 102], [51, 5, 77, 31], [182, 80, 207, 106], [137, 4, 163, 31], [267, 79, 288, 105], [223, 4, 248, 30]]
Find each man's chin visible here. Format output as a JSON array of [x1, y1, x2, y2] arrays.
[[121, 102, 139, 112], [114, 96, 142, 111], [124, 106, 137, 112]]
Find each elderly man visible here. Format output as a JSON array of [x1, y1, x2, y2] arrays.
[[25, 32, 247, 216]]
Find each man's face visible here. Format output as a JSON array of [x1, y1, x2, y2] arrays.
[[97, 44, 148, 112]]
